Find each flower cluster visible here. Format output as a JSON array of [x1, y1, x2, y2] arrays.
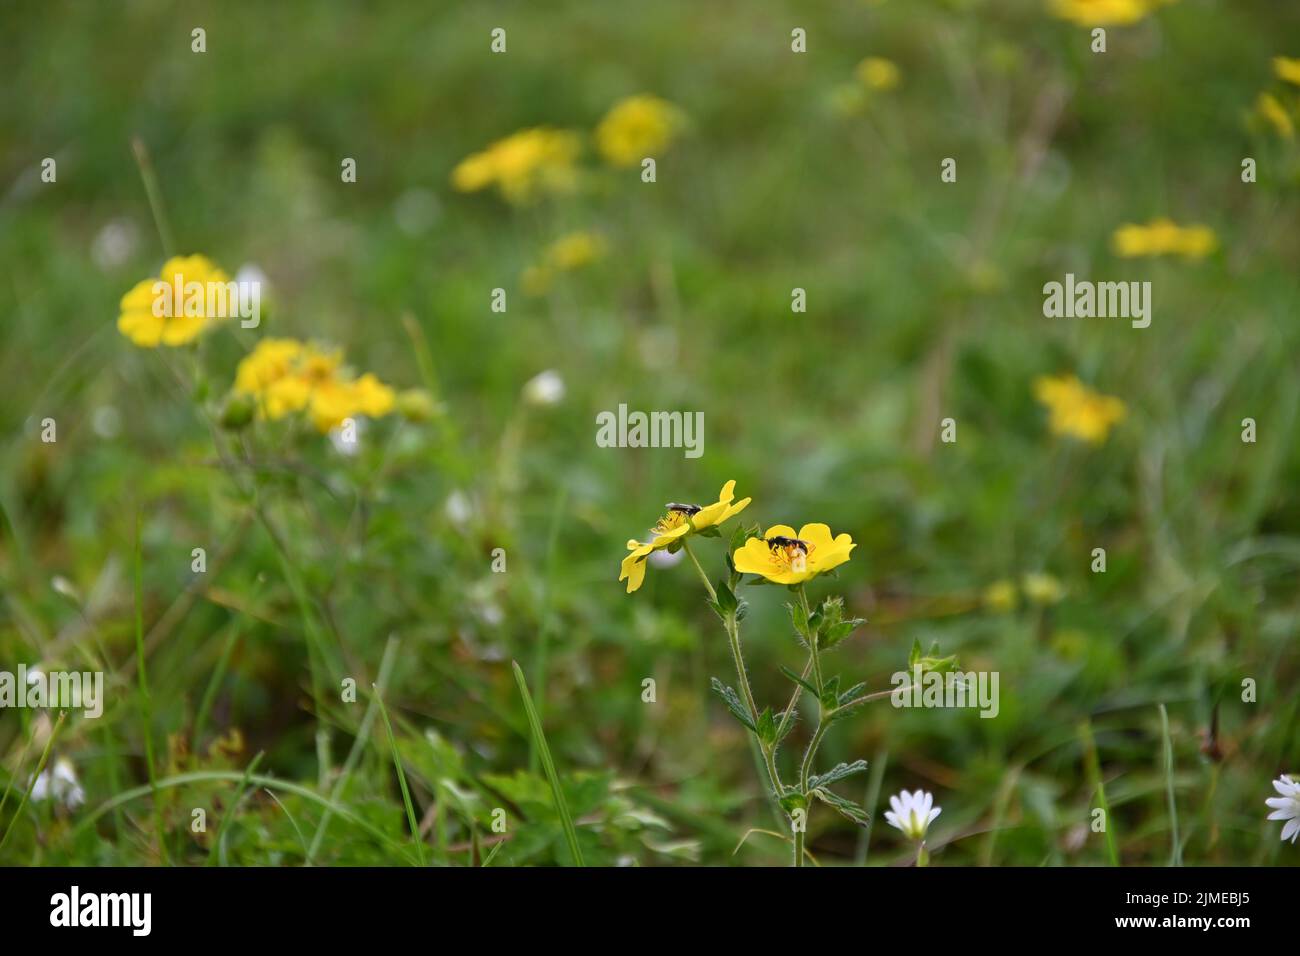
[[1253, 58, 1300, 140], [1049, 0, 1178, 27], [1033, 374, 1127, 445], [117, 254, 230, 347], [522, 231, 607, 296], [233, 337, 396, 433], [594, 94, 685, 168], [1111, 218, 1217, 259]]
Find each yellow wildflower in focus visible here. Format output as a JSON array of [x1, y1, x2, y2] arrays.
[[732, 523, 856, 586], [620, 480, 751, 593], [594, 95, 684, 168], [856, 58, 901, 92], [1048, 0, 1172, 26], [1033, 374, 1126, 445], [1022, 572, 1064, 606], [522, 231, 607, 296], [1274, 57, 1300, 86], [234, 338, 395, 434], [1111, 218, 1217, 259], [983, 579, 1018, 613], [117, 254, 230, 347], [1257, 92, 1295, 139], [451, 127, 581, 203]]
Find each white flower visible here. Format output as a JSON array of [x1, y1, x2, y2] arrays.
[[30, 757, 85, 810], [1266, 774, 1300, 844], [522, 369, 565, 406], [884, 788, 941, 841]]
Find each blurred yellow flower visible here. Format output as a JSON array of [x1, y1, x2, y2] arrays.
[[1022, 572, 1064, 605], [856, 57, 901, 91], [732, 523, 855, 586], [594, 95, 683, 168], [620, 480, 751, 593], [1049, 0, 1173, 26], [1111, 218, 1217, 259], [522, 231, 607, 295], [983, 579, 1018, 613], [117, 254, 230, 348], [234, 338, 395, 433], [451, 127, 581, 203], [1033, 374, 1126, 445], [1257, 92, 1295, 139], [1274, 57, 1300, 86]]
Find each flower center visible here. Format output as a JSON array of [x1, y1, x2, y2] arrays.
[[652, 511, 689, 536]]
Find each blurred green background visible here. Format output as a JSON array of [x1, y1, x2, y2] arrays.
[[2, 0, 1298, 866]]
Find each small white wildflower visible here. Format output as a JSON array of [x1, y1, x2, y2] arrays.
[[31, 757, 85, 810], [1266, 774, 1300, 844], [522, 369, 565, 406], [884, 788, 941, 841], [445, 490, 473, 527]]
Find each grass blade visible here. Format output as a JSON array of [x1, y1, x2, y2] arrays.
[[1159, 704, 1182, 866], [374, 684, 426, 866], [0, 711, 67, 857], [511, 659, 584, 866]]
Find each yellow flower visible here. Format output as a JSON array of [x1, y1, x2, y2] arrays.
[[1033, 374, 1126, 445], [1274, 57, 1300, 86], [732, 523, 856, 586], [117, 254, 230, 347], [522, 231, 607, 295], [983, 579, 1018, 613], [1257, 92, 1295, 139], [233, 338, 395, 433], [1111, 218, 1217, 259], [856, 58, 901, 92], [619, 480, 751, 593], [1022, 572, 1064, 605], [1048, 0, 1171, 26], [451, 127, 581, 204], [595, 95, 684, 168]]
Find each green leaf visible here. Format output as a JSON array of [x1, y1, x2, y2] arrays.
[[837, 682, 867, 706], [811, 787, 871, 827], [511, 661, 585, 866], [709, 677, 756, 733], [778, 664, 819, 698], [786, 602, 811, 639], [756, 707, 776, 745], [819, 674, 841, 710], [696, 525, 722, 538], [778, 790, 808, 815], [808, 760, 869, 789], [715, 580, 738, 614], [822, 617, 867, 650]]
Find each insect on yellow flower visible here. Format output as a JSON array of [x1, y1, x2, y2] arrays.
[[117, 254, 230, 348], [619, 480, 751, 593], [594, 95, 684, 168], [732, 523, 856, 586], [1033, 374, 1126, 445]]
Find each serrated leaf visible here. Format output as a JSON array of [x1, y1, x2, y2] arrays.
[[811, 787, 870, 827], [709, 677, 756, 733], [837, 682, 867, 706], [808, 760, 869, 789], [822, 617, 867, 650], [786, 602, 811, 639], [778, 664, 819, 698]]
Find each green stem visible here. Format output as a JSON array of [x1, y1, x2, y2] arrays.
[[793, 827, 805, 867], [680, 539, 717, 603]]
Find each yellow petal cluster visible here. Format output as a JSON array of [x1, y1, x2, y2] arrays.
[[619, 481, 751, 593], [732, 523, 856, 586], [594, 95, 684, 168], [117, 254, 230, 348], [451, 127, 581, 203], [522, 231, 607, 295], [234, 338, 395, 433], [1048, 0, 1176, 26], [1111, 218, 1217, 259], [1033, 374, 1126, 445]]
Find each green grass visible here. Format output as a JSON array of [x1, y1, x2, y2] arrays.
[[1, 0, 1298, 867]]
